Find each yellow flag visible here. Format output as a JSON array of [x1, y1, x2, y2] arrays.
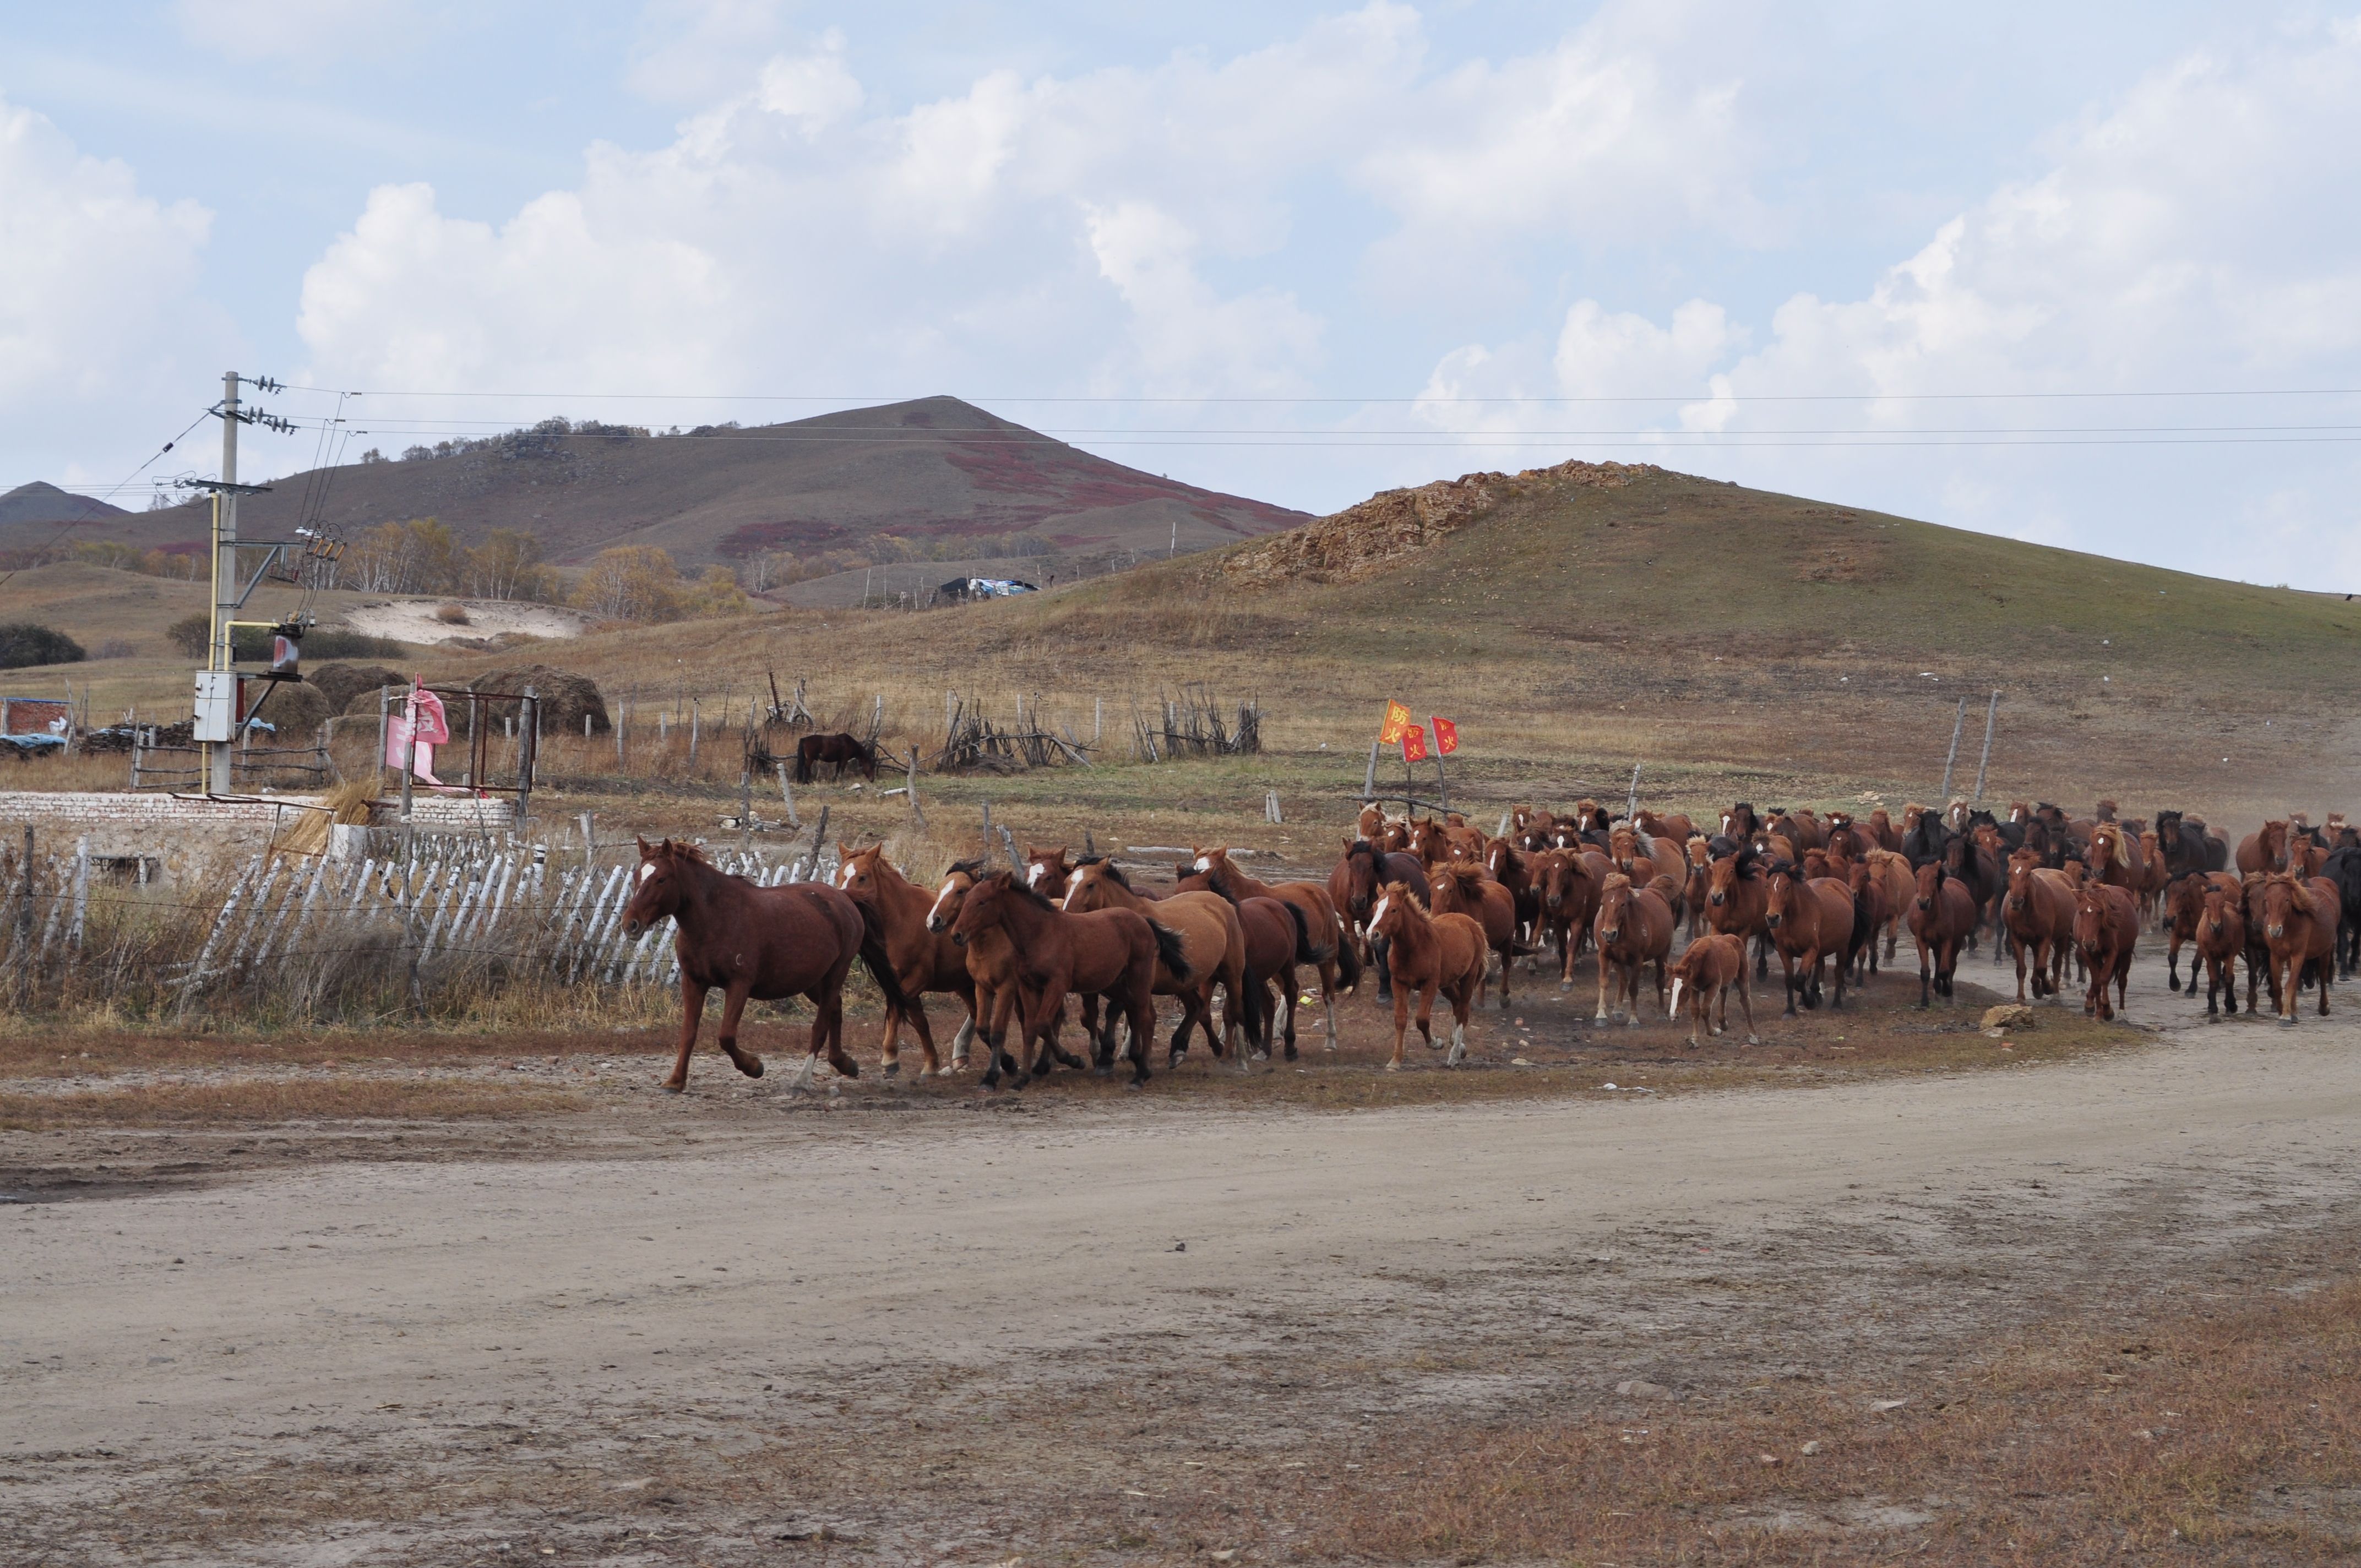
[[1377, 700, 1411, 745]]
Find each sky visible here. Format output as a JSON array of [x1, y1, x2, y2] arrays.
[[4, 1, 2359, 586]]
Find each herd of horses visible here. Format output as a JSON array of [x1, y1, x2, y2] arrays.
[[614, 795, 2361, 1093]]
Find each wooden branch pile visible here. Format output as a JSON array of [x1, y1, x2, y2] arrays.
[[931, 694, 1094, 774], [1133, 687, 1262, 763]]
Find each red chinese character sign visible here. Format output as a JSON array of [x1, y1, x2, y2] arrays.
[[1401, 723, 1428, 762], [1377, 700, 1412, 745], [1430, 716, 1459, 755]]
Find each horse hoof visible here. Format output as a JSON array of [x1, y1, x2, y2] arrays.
[[1746, 1034, 1761, 1046], [661, 1080, 686, 1094], [738, 1054, 765, 1079], [2280, 1017, 2296, 1028], [883, 1060, 901, 1077], [1092, 1066, 1113, 1079], [1384, 1061, 1402, 1072]]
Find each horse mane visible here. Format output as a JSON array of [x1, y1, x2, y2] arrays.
[[1730, 845, 1764, 879], [2273, 873, 2319, 914], [649, 839, 711, 867], [1600, 871, 1633, 894], [1347, 838, 1381, 864], [993, 870, 1063, 913], [1083, 859, 1133, 890], [1439, 865, 1487, 896], [1379, 879, 1430, 916], [945, 857, 991, 879]]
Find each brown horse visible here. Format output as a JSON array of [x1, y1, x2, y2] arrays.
[[2072, 883, 2140, 1021], [1593, 872, 1677, 1026], [622, 837, 882, 1093], [1232, 895, 1313, 1059], [1533, 847, 1602, 987], [791, 731, 878, 784], [1762, 864, 1862, 1015], [2193, 880, 2246, 1019], [1022, 844, 1075, 897], [2135, 829, 2170, 927], [1909, 862, 1978, 1008], [1682, 835, 1713, 940], [1667, 933, 1758, 1047], [1823, 810, 1868, 863], [1482, 837, 1543, 952], [2086, 823, 2149, 916], [2258, 873, 2339, 1027], [1704, 845, 1775, 980], [2001, 851, 2077, 1004], [2236, 820, 2292, 875], [1634, 807, 1696, 846], [1865, 808, 1902, 853], [1367, 881, 1487, 1069], [1190, 847, 1360, 1046], [1427, 864, 1524, 1010], [1858, 848, 1917, 966], [924, 861, 1037, 1081], [1064, 859, 1246, 1064], [1357, 803, 1390, 842], [948, 870, 1178, 1088], [834, 843, 978, 1077], [1721, 803, 1763, 843], [2162, 870, 2243, 994], [1608, 824, 1689, 908]]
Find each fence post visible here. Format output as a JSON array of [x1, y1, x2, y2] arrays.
[[1972, 690, 2001, 802], [1938, 696, 1967, 801], [14, 824, 32, 954], [515, 688, 537, 830], [776, 762, 798, 826], [1363, 737, 1379, 800], [739, 766, 753, 853], [905, 747, 927, 831]]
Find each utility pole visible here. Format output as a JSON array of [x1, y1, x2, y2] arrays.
[[208, 372, 241, 794]]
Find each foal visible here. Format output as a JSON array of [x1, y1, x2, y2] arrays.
[[1667, 933, 1758, 1047]]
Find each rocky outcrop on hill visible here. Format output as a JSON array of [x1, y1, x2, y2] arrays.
[[1220, 458, 1662, 587]]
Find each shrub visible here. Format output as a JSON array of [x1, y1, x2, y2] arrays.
[[0, 624, 86, 669], [434, 602, 471, 625]]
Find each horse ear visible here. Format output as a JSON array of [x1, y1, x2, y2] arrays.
[[637, 835, 652, 855]]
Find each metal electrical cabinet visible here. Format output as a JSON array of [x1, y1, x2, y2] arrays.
[[192, 670, 238, 743]]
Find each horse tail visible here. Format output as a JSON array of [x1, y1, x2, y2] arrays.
[[1147, 918, 1194, 985], [854, 903, 920, 1014], [1281, 899, 1314, 965], [1333, 918, 1364, 992], [1846, 885, 1875, 971]]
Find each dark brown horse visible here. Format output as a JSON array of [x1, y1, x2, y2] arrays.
[[947, 870, 1179, 1088], [1192, 847, 1359, 1043], [1762, 864, 1864, 1015], [1908, 861, 1978, 1008], [1482, 836, 1543, 951], [1332, 840, 1430, 1002], [1064, 859, 1245, 1064], [792, 731, 879, 784], [1532, 847, 1602, 987], [834, 843, 978, 1077], [622, 837, 889, 1093], [2162, 870, 2244, 995]]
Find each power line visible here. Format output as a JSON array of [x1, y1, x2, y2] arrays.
[[330, 386, 2361, 404]]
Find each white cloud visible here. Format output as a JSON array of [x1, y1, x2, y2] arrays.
[[172, 0, 429, 67], [0, 94, 238, 492]]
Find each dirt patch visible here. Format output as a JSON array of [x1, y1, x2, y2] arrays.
[[1221, 458, 1660, 587], [341, 598, 591, 647]]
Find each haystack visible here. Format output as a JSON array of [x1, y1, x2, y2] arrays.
[[308, 662, 402, 714]]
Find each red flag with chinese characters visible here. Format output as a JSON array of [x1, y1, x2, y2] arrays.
[[1377, 700, 1411, 745], [1401, 723, 1428, 762], [1430, 716, 1459, 755]]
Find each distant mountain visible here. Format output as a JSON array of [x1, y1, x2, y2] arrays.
[[19, 398, 1307, 571], [0, 481, 128, 527]]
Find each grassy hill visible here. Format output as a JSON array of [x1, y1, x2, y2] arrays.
[[1, 398, 1303, 574], [8, 460, 2354, 849]]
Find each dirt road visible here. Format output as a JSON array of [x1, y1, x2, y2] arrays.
[[8, 951, 2361, 1564]]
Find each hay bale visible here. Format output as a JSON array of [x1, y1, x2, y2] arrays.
[[465, 665, 609, 737], [309, 662, 402, 714], [252, 679, 331, 741]]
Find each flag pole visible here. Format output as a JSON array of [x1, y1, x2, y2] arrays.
[[1435, 747, 1449, 814]]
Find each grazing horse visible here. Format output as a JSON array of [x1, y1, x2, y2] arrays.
[[1064, 859, 1247, 1064], [1593, 872, 1677, 1026], [1908, 862, 1978, 1008], [1762, 864, 1864, 1015], [1427, 864, 1524, 1010], [2257, 873, 2339, 1027], [948, 870, 1177, 1088], [2193, 881, 2246, 1018], [622, 837, 880, 1093], [1667, 933, 1759, 1047], [2236, 820, 2292, 875], [1705, 845, 1775, 979], [2002, 851, 2077, 1004], [2162, 870, 2244, 994], [1367, 882, 1487, 1069], [1189, 847, 1360, 1046], [791, 731, 879, 784], [2324, 845, 2361, 979], [2071, 883, 2140, 1022], [834, 843, 979, 1077]]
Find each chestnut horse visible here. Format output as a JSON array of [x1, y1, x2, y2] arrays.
[[1190, 847, 1361, 1044], [2193, 881, 2246, 1019], [1704, 845, 1775, 980], [2162, 870, 2242, 994], [2236, 820, 2292, 875], [1908, 862, 1978, 1008], [924, 861, 1039, 1082], [1593, 872, 1677, 1025], [1064, 859, 1247, 1063], [1533, 847, 1603, 987], [2257, 872, 2339, 1027], [2001, 851, 2077, 1004], [1667, 933, 1759, 1047], [2071, 883, 2139, 1021], [622, 837, 889, 1093], [834, 843, 978, 1077], [1859, 848, 1917, 966], [1483, 837, 1543, 951], [1427, 864, 1525, 1010], [1332, 841, 1431, 1003], [948, 870, 1179, 1088], [1367, 881, 1487, 1069], [1762, 864, 1865, 1015], [1022, 844, 1076, 897]]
